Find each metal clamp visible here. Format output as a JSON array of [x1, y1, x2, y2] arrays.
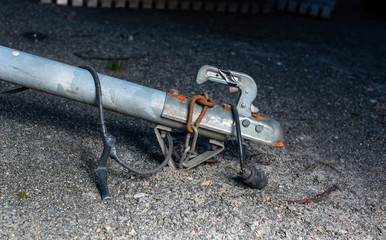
[[155, 125, 225, 170], [196, 65, 259, 116]]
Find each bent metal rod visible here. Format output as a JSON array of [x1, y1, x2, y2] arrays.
[[0, 45, 284, 199]]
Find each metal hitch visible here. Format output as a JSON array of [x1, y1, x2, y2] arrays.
[[0, 46, 283, 200]]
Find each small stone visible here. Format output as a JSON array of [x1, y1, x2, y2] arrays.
[[366, 86, 375, 92], [129, 229, 136, 235], [250, 224, 256, 231], [133, 193, 147, 199], [124, 194, 130, 198], [201, 180, 211, 186], [104, 226, 111, 231], [95, 228, 101, 233]]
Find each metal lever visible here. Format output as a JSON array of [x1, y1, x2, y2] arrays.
[[196, 65, 259, 116], [218, 69, 238, 87]]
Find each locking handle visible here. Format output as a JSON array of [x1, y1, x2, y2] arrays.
[[196, 65, 259, 116]]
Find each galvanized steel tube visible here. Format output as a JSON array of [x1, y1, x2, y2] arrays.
[[0, 46, 227, 141], [0, 46, 283, 145], [0, 45, 166, 123]]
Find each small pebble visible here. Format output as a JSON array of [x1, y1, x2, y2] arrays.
[[201, 180, 211, 186], [366, 86, 375, 92], [133, 193, 147, 199], [250, 224, 256, 231]]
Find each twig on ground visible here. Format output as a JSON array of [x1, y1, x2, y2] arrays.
[[305, 163, 319, 172], [317, 160, 341, 173], [304, 160, 341, 173], [284, 184, 339, 204]]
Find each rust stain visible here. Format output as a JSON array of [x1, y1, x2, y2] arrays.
[[222, 105, 232, 112], [167, 92, 190, 104], [252, 114, 267, 121], [274, 141, 284, 148]]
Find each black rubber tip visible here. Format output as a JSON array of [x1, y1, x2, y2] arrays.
[[97, 167, 111, 200], [240, 165, 268, 190]]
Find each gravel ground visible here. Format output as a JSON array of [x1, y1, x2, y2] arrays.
[[0, 0, 385, 239]]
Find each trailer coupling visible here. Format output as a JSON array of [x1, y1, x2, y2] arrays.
[[0, 46, 283, 200]]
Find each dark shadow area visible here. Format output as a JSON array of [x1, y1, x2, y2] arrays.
[[0, 84, 168, 186]]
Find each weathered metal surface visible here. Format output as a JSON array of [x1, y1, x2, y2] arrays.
[[0, 47, 222, 142], [0, 46, 283, 146], [0, 46, 166, 124], [162, 95, 283, 146]]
